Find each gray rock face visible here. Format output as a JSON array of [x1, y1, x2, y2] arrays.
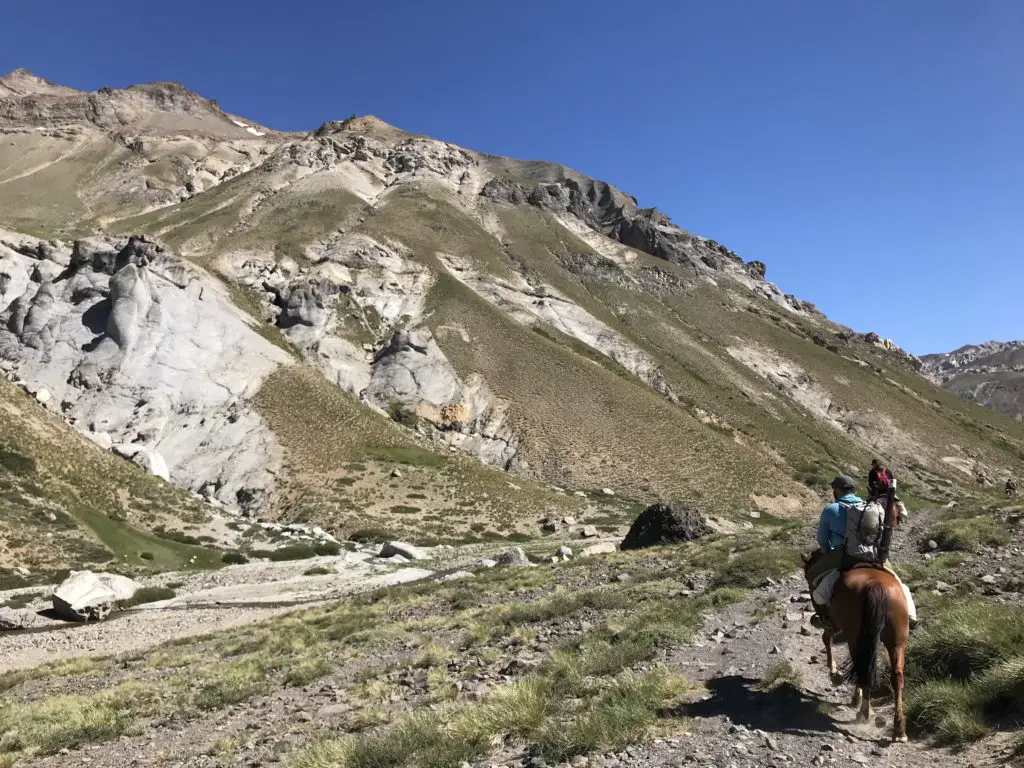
[[620, 502, 713, 550], [0, 230, 292, 513], [479, 168, 810, 314], [51, 571, 139, 622]]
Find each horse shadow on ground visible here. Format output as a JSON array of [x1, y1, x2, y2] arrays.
[[674, 675, 842, 736]]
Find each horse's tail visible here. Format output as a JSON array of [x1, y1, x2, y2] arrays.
[[845, 580, 888, 689]]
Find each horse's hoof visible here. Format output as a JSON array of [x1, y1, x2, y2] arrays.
[[830, 673, 844, 686], [893, 735, 909, 744]]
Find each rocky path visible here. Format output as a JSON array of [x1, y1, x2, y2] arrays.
[[5, 513, 1023, 767]]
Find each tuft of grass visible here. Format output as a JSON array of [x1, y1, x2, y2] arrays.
[[759, 662, 802, 691], [221, 551, 249, 565], [710, 546, 799, 589], [924, 513, 1011, 553], [283, 657, 333, 687], [534, 669, 688, 761], [192, 658, 270, 711], [908, 600, 1024, 682], [303, 566, 333, 576], [0, 680, 161, 756], [293, 669, 687, 768], [907, 599, 1024, 744]]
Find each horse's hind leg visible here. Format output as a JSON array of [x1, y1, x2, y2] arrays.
[[890, 643, 908, 742], [824, 630, 841, 683], [851, 684, 863, 710], [857, 685, 872, 724], [847, 637, 872, 721]]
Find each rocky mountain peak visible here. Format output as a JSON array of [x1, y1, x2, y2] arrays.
[[921, 340, 1024, 378], [0, 67, 80, 98], [0, 69, 277, 140]]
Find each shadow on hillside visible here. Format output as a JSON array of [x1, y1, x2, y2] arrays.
[[677, 675, 841, 735]]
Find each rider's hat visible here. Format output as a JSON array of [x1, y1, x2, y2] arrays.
[[831, 475, 856, 492]]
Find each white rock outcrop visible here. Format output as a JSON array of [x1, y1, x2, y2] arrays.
[[0, 231, 292, 513], [51, 570, 139, 622]]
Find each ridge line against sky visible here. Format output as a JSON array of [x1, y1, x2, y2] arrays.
[[3, 0, 1022, 355]]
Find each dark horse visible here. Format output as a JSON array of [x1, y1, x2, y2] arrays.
[[801, 550, 910, 742]]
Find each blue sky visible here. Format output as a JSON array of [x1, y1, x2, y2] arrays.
[[4, 1, 1021, 354]]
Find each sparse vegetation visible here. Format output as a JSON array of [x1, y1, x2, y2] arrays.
[[710, 545, 800, 589], [923, 511, 1011, 553], [759, 662, 802, 691], [0, 535, 753, 763], [249, 542, 341, 561], [0, 378, 218, 575], [907, 599, 1024, 743]]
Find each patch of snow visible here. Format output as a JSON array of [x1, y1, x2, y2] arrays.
[[231, 119, 248, 128], [246, 126, 265, 137]]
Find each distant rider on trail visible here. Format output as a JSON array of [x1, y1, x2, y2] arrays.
[[867, 458, 894, 501], [806, 475, 918, 635], [868, 458, 909, 522]]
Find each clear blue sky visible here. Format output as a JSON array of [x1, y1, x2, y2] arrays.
[[4, 1, 1021, 354]]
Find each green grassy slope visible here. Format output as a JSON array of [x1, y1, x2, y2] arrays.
[[252, 365, 584, 543]]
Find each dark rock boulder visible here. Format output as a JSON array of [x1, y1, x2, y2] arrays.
[[620, 502, 713, 550]]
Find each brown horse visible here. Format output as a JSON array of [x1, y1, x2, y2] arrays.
[[802, 551, 910, 742]]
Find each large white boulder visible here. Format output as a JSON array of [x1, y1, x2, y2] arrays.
[[51, 570, 139, 622]]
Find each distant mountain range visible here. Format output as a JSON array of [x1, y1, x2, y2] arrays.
[[921, 341, 1024, 422]]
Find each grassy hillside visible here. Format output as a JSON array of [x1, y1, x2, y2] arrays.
[[252, 365, 588, 543]]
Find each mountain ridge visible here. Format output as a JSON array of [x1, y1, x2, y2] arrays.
[[1, 70, 1021, 573]]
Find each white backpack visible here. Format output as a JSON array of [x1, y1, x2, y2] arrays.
[[842, 500, 886, 560]]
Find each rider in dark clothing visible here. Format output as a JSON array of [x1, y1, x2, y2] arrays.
[[867, 459, 894, 501]]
